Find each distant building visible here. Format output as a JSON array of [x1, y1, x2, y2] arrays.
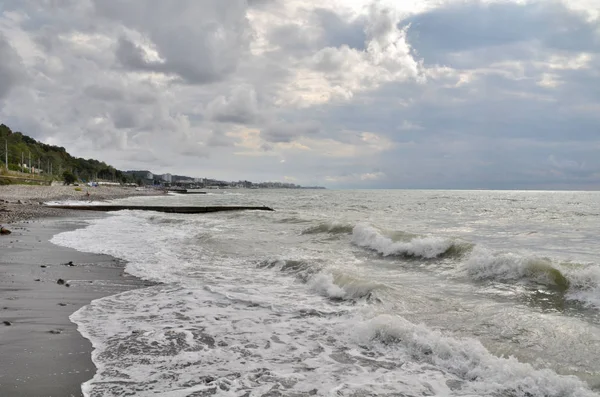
[[146, 172, 154, 180], [161, 173, 172, 183]]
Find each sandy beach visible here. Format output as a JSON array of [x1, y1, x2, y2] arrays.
[[0, 185, 159, 396]]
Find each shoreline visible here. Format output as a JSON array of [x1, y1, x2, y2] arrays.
[[0, 186, 159, 396], [0, 185, 162, 225]]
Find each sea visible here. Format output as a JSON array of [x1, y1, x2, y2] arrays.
[[49, 189, 600, 397]]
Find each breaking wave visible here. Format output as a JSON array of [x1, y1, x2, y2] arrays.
[[258, 258, 383, 302], [464, 248, 600, 307], [351, 224, 471, 259], [301, 222, 354, 235], [350, 224, 600, 309], [465, 248, 571, 290], [307, 272, 384, 302], [257, 258, 320, 281], [358, 314, 598, 397]]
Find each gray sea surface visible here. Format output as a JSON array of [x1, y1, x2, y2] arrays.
[[51, 189, 600, 396]]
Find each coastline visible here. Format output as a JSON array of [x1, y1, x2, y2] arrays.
[[0, 186, 159, 396], [0, 185, 161, 225]]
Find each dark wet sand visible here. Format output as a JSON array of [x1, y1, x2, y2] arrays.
[[0, 215, 152, 397]]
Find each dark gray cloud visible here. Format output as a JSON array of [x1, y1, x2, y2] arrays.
[[261, 120, 321, 143], [0, 34, 25, 100], [111, 106, 138, 129], [84, 85, 125, 102], [267, 8, 366, 54], [96, 0, 250, 85], [206, 85, 259, 124], [314, 8, 366, 50], [207, 128, 236, 147], [406, 1, 600, 66]]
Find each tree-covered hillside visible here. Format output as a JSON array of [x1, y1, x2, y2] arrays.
[[0, 124, 134, 183]]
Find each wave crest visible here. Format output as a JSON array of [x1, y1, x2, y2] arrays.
[[258, 259, 383, 302], [302, 222, 354, 235], [359, 314, 597, 396], [308, 272, 383, 302], [465, 249, 571, 291], [352, 224, 470, 259]]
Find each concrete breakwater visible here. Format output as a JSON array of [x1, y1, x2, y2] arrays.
[[44, 205, 275, 213]]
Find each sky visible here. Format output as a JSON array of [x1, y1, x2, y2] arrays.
[[0, 0, 599, 189]]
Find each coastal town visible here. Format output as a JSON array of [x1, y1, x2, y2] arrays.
[[122, 170, 325, 190]]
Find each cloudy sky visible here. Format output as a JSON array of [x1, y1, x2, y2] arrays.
[[0, 0, 599, 189]]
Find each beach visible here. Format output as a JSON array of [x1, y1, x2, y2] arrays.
[[0, 185, 160, 225], [2, 188, 599, 396], [0, 185, 159, 397]]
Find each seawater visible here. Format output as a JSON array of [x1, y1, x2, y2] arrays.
[[50, 190, 600, 397]]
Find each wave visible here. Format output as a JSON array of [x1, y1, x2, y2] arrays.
[[352, 224, 471, 259], [44, 199, 108, 206], [465, 248, 571, 291], [257, 258, 320, 282], [358, 314, 597, 397], [301, 222, 354, 235], [464, 248, 600, 308], [350, 224, 600, 309], [147, 215, 186, 225], [307, 272, 384, 302], [258, 258, 383, 302], [277, 216, 312, 224]]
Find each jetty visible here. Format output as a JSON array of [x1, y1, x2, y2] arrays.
[[169, 189, 207, 194], [45, 205, 274, 214]]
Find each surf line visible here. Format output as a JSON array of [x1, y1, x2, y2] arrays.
[[44, 205, 275, 214]]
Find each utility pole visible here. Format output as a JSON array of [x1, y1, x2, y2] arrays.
[[21, 152, 23, 173], [4, 139, 7, 171], [29, 152, 31, 174]]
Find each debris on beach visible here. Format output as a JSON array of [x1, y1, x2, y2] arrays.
[[48, 329, 63, 334], [57, 278, 65, 285], [62, 261, 75, 267], [58, 303, 67, 306], [3, 321, 12, 326], [0, 226, 11, 235]]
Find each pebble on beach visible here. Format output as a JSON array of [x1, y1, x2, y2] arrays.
[[0, 185, 160, 225]]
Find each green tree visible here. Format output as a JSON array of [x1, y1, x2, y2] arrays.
[[63, 170, 76, 185]]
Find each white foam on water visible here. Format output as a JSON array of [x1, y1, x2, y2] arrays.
[[307, 272, 346, 299], [464, 247, 565, 285], [357, 314, 598, 397], [565, 266, 600, 309], [51, 210, 600, 396], [70, 284, 598, 397], [351, 223, 457, 259], [464, 247, 600, 308], [45, 199, 109, 206]]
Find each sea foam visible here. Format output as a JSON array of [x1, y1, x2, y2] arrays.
[[351, 223, 469, 259]]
